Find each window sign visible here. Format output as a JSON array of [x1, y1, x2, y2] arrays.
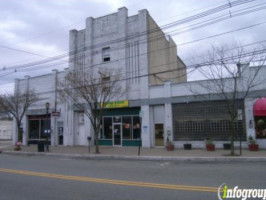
[[133, 116, 141, 139], [113, 116, 121, 123], [122, 116, 131, 139]]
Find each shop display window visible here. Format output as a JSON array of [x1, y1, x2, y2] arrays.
[[103, 117, 112, 139], [122, 116, 131, 139]]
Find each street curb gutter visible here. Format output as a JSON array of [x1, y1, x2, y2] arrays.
[[2, 151, 266, 162]]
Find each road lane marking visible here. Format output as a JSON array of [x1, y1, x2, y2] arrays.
[[0, 168, 218, 192]]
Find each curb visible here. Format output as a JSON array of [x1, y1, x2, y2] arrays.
[[2, 151, 266, 162]]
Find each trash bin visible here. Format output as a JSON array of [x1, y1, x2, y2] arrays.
[[38, 141, 44, 152]]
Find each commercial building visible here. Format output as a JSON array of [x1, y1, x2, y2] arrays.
[[13, 8, 266, 149]]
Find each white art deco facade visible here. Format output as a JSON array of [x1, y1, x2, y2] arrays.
[[13, 8, 266, 149]]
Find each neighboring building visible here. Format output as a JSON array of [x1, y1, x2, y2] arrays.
[[0, 120, 13, 140], [13, 8, 266, 149], [149, 65, 266, 149]]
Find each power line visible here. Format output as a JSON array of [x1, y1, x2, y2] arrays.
[[1, 38, 265, 87], [1, 9, 264, 77], [7, 47, 266, 96], [176, 21, 266, 46], [3, 13, 266, 74], [0, 0, 264, 90], [1, 0, 256, 70]]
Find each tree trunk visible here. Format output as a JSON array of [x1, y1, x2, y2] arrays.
[[94, 128, 100, 154], [17, 121, 22, 142], [230, 120, 235, 155]]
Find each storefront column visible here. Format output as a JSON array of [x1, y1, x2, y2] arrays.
[[141, 105, 151, 147], [22, 116, 27, 146], [245, 98, 256, 140], [52, 69, 59, 146], [70, 110, 75, 146], [163, 81, 173, 144], [164, 103, 173, 143], [64, 108, 74, 145], [84, 112, 93, 146], [50, 116, 56, 146]]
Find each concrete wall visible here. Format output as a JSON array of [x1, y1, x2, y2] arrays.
[[69, 7, 187, 100], [147, 16, 187, 85], [70, 7, 148, 101], [149, 65, 266, 100], [177, 55, 187, 82]]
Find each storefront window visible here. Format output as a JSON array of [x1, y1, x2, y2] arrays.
[[29, 120, 40, 139], [41, 119, 51, 139], [28, 115, 51, 144], [133, 116, 141, 139], [255, 117, 266, 139], [122, 116, 132, 139], [103, 117, 112, 139], [100, 115, 141, 141]]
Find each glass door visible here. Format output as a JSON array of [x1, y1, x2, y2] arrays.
[[113, 123, 122, 146], [155, 124, 164, 146]]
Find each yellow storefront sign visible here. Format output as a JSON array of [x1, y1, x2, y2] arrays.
[[102, 100, 129, 108]]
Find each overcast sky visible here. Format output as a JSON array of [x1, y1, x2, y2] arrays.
[[0, 0, 265, 92]]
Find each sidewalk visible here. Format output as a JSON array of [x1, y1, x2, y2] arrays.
[[1, 141, 266, 162]]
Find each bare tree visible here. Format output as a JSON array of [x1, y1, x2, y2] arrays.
[[0, 90, 39, 142], [0, 106, 12, 120], [60, 68, 125, 154], [192, 43, 266, 155]]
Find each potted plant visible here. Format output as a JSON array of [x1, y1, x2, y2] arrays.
[[205, 139, 215, 151], [166, 141, 174, 151], [183, 143, 192, 150], [166, 136, 174, 151], [223, 137, 231, 150], [165, 130, 174, 151], [182, 138, 192, 150], [223, 143, 231, 150], [248, 136, 259, 151], [14, 141, 22, 151]]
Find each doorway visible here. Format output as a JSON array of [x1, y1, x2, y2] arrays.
[[155, 123, 164, 146], [28, 115, 51, 145], [113, 123, 122, 146]]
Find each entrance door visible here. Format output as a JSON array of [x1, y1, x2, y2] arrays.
[[155, 124, 164, 146], [28, 115, 51, 145], [113, 123, 122, 146]]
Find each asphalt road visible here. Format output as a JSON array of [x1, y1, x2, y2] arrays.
[[0, 154, 265, 200]]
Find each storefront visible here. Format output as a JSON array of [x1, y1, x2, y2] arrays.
[[98, 107, 141, 146], [28, 115, 51, 145], [254, 98, 266, 139], [172, 100, 245, 141]]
